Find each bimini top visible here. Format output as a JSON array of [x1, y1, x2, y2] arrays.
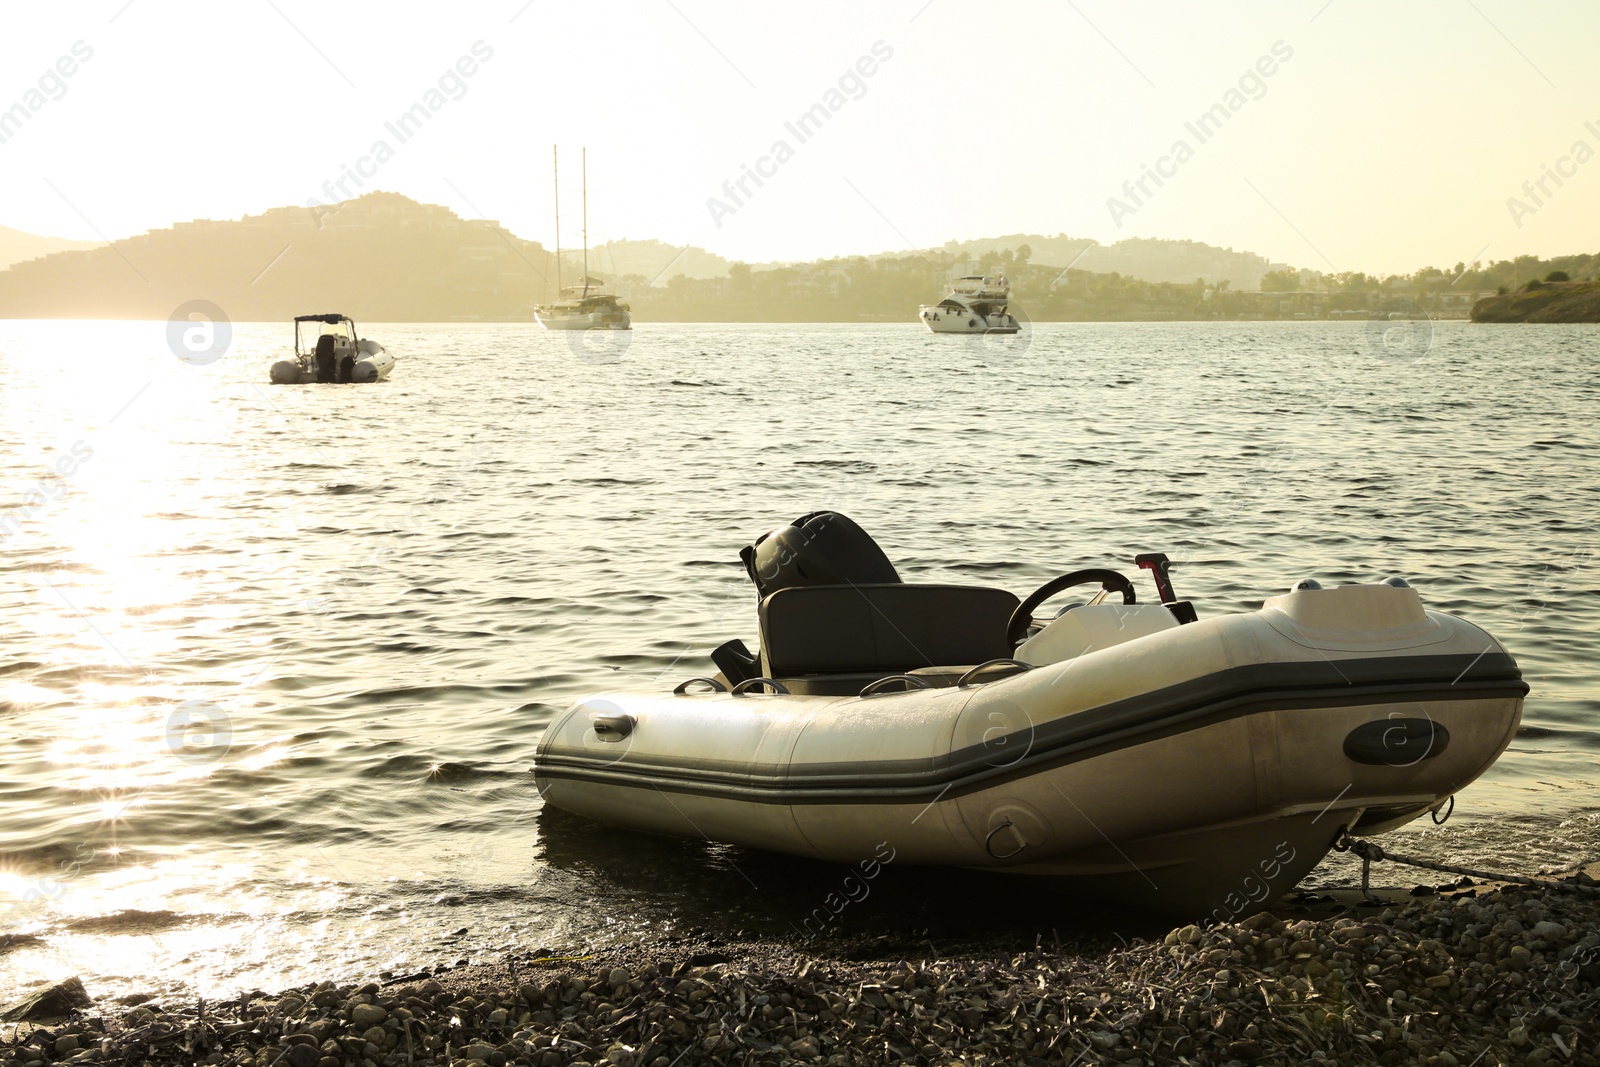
[[295, 313, 353, 324]]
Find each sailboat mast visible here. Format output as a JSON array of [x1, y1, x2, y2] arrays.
[[582, 147, 589, 295], [553, 145, 561, 294]]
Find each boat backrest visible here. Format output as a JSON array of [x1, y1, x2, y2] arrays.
[[759, 584, 1020, 678]]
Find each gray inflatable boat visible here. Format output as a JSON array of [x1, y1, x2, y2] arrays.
[[534, 513, 1526, 917]]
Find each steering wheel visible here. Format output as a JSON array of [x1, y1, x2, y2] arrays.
[[1007, 568, 1137, 647]]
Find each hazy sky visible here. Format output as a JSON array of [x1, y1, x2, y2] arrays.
[[1, 1, 1595, 275]]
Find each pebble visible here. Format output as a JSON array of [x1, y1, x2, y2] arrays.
[[349, 1002, 387, 1029], [282, 1045, 319, 1067], [4, 878, 1599, 1066]]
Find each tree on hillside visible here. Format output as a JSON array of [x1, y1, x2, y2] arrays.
[[1511, 254, 1542, 287]]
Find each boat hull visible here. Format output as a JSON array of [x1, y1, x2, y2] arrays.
[[534, 595, 1525, 917], [536, 312, 632, 330], [269, 340, 393, 383], [918, 305, 1020, 334]]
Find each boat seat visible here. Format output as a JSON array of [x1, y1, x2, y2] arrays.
[[759, 584, 1020, 682]]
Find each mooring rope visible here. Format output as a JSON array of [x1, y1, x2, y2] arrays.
[[1334, 833, 1600, 899]]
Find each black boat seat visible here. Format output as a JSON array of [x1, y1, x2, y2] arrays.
[[759, 583, 1020, 680]]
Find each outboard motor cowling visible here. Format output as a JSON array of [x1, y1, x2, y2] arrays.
[[740, 511, 899, 599], [314, 335, 337, 383]]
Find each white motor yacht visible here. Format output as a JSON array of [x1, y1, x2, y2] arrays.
[[919, 274, 1020, 334]]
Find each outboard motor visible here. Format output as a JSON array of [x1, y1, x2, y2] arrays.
[[715, 511, 900, 685], [314, 335, 337, 383], [337, 354, 355, 383], [739, 511, 900, 599]]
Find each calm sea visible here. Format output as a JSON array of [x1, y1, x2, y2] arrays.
[[1, 319, 1597, 1003]]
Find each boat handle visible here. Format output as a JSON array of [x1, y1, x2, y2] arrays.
[[859, 675, 931, 697], [591, 712, 635, 741], [731, 677, 790, 696], [985, 817, 1028, 859], [958, 659, 1035, 687], [1430, 795, 1455, 825], [673, 677, 728, 694]]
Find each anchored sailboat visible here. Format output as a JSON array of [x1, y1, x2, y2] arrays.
[[534, 146, 631, 331]]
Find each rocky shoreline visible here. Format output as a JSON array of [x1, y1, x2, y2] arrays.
[[1470, 279, 1600, 323], [3, 875, 1598, 1067]]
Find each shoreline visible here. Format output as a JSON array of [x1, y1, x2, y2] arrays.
[[6, 872, 1598, 1067], [0, 314, 1503, 325]]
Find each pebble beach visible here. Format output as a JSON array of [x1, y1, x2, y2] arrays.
[[6, 866, 1598, 1067]]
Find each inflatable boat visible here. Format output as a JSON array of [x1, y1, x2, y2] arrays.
[[533, 513, 1527, 917], [270, 314, 395, 384]]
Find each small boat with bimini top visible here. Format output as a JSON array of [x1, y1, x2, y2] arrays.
[[533, 512, 1527, 917], [919, 274, 1020, 334], [269, 314, 394, 384]]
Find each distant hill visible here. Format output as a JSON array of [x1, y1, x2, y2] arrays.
[[9, 191, 1585, 323], [1471, 279, 1600, 323], [578, 239, 733, 284], [930, 233, 1097, 269], [0, 225, 102, 271], [1077, 238, 1278, 289], [0, 192, 555, 321], [577, 233, 1279, 290], [912, 234, 1278, 290]]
